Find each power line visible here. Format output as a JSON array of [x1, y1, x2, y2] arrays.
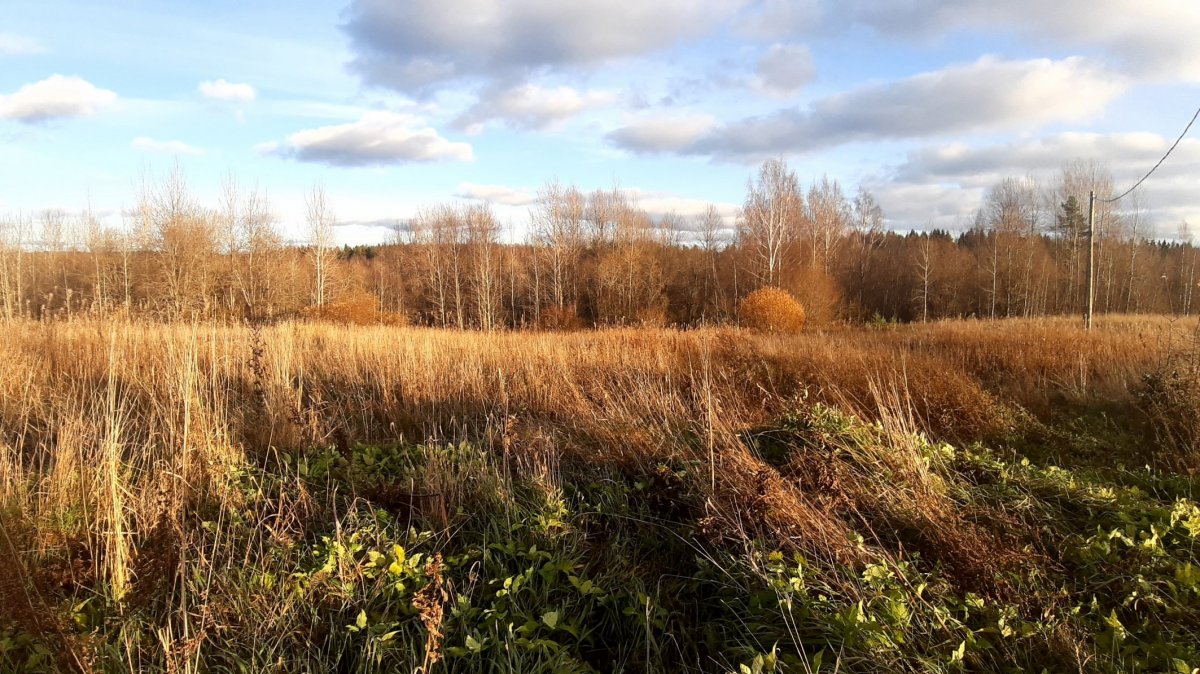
[[1101, 105, 1200, 203]]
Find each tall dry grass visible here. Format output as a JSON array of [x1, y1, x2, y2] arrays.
[[0, 315, 1187, 669]]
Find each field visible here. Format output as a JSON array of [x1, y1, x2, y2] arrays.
[[2, 316, 1199, 673]]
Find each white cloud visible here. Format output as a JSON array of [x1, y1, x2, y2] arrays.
[[615, 56, 1124, 161], [755, 43, 815, 96], [0, 33, 44, 56], [198, 78, 256, 102], [453, 83, 618, 132], [266, 111, 473, 166], [837, 0, 1200, 82], [454, 182, 537, 206], [625, 188, 740, 220], [606, 113, 719, 153], [343, 0, 749, 91], [0, 75, 117, 124], [735, 0, 822, 39], [894, 132, 1193, 186], [885, 132, 1200, 235], [865, 181, 986, 232], [131, 136, 205, 156]]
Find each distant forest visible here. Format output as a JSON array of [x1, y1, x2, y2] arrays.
[[1, 158, 1197, 327]]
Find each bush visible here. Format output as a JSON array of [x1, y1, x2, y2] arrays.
[[781, 266, 841, 326], [301, 290, 408, 326], [739, 287, 807, 333], [538, 304, 585, 331]]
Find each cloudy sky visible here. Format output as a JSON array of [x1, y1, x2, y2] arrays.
[[2, 0, 1199, 242]]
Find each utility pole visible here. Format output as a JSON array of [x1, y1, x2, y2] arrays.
[[1084, 190, 1095, 330]]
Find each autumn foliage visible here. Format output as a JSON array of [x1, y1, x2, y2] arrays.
[[739, 286, 807, 333], [301, 289, 408, 326]]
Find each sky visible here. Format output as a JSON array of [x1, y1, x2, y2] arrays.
[[2, 0, 1200, 244]]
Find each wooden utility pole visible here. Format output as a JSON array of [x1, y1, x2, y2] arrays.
[[1084, 190, 1096, 330]]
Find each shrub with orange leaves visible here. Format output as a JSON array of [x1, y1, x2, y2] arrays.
[[301, 289, 408, 326], [739, 286, 807, 333]]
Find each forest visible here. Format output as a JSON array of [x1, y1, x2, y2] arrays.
[[2, 158, 1197, 328]]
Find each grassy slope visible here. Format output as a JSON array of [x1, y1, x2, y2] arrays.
[[0, 316, 1197, 673]]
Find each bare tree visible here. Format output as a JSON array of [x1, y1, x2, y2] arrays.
[[306, 184, 336, 309], [466, 204, 502, 330], [532, 181, 586, 317], [979, 176, 1043, 317], [226, 183, 282, 319], [740, 158, 802, 287], [143, 165, 217, 318], [805, 176, 850, 273], [1055, 161, 1118, 313], [914, 234, 934, 323], [849, 187, 885, 315], [698, 204, 728, 319], [1125, 190, 1147, 311]]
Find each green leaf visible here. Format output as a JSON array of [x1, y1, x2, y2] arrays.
[[951, 640, 967, 663], [356, 609, 367, 630], [466, 634, 483, 653], [542, 611, 559, 629]]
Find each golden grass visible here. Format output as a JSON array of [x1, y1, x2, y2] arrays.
[[0, 314, 1189, 669]]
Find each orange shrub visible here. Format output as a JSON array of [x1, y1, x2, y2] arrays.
[[538, 304, 585, 331], [301, 290, 408, 326], [739, 287, 807, 333]]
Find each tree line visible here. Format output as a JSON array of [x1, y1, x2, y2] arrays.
[[1, 159, 1197, 327]]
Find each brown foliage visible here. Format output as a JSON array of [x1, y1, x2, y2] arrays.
[[739, 287, 807, 333], [301, 289, 408, 326], [784, 266, 841, 326], [537, 304, 585, 331]]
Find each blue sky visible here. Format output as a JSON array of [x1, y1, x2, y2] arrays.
[[2, 0, 1200, 243]]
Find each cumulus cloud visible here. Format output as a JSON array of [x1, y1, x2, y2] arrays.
[[860, 180, 987, 232], [734, 0, 822, 40], [0, 33, 44, 56], [614, 56, 1124, 161], [342, 0, 748, 91], [845, 129, 1200, 237], [755, 43, 815, 96], [884, 132, 1200, 235], [894, 132, 1196, 186], [453, 83, 618, 132], [131, 136, 205, 156], [265, 111, 473, 166], [836, 0, 1200, 82], [0, 75, 117, 124], [605, 113, 719, 153], [198, 79, 256, 102], [454, 182, 537, 206], [624, 189, 740, 220]]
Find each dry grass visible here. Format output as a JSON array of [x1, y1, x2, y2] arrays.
[[0, 314, 1190, 670]]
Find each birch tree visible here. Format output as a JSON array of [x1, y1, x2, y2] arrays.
[[306, 184, 336, 309]]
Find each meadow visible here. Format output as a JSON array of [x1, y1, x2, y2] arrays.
[[1, 315, 1199, 673]]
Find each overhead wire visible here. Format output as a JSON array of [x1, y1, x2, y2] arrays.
[[1101, 105, 1200, 203]]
